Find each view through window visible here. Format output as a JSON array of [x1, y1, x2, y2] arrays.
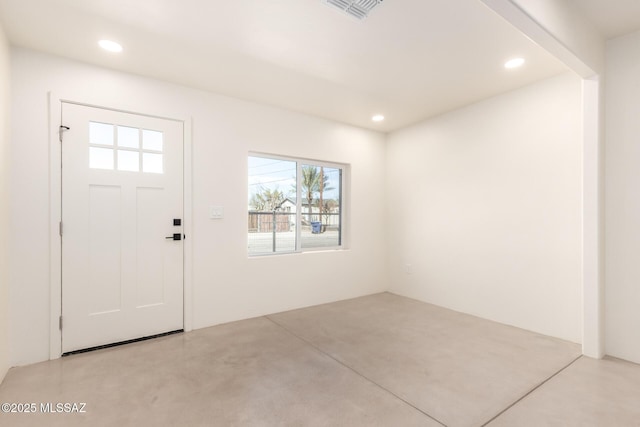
[[248, 155, 343, 256]]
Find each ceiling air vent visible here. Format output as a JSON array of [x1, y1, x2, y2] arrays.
[[322, 0, 385, 21]]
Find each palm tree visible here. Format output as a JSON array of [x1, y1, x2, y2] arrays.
[[318, 168, 336, 224], [300, 166, 320, 222], [299, 166, 335, 224]]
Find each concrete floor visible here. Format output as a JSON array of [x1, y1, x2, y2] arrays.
[[1, 293, 639, 426]]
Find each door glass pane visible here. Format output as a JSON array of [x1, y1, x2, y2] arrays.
[[118, 150, 139, 172], [90, 122, 113, 146], [117, 126, 139, 149], [143, 153, 163, 174], [142, 130, 163, 152], [89, 147, 114, 170]]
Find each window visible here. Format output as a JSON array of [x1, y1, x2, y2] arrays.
[[248, 154, 344, 256], [89, 122, 164, 173]]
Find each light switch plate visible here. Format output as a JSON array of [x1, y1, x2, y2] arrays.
[[209, 206, 224, 219]]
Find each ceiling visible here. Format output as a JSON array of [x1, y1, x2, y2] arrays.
[[566, 0, 640, 39], [0, 0, 637, 132]]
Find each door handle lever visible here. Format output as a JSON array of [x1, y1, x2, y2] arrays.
[[166, 233, 182, 241]]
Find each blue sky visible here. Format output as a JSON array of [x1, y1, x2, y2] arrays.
[[248, 156, 340, 204]]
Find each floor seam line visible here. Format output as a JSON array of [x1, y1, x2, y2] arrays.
[[264, 315, 448, 427], [480, 354, 583, 426]]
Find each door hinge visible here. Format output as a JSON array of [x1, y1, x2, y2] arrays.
[[59, 221, 63, 237], [59, 125, 70, 143], [59, 316, 63, 330]]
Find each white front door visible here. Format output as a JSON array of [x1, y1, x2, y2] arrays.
[[61, 103, 184, 353]]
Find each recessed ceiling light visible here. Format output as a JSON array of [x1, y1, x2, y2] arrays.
[[372, 114, 385, 122], [504, 57, 525, 69], [98, 40, 123, 53]]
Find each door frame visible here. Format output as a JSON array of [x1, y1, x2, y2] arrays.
[[48, 92, 194, 360]]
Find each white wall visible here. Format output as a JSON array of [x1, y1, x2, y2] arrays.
[[605, 30, 640, 364], [386, 73, 583, 343], [502, 0, 604, 76], [0, 22, 11, 382], [9, 48, 388, 366], [481, 0, 605, 358]]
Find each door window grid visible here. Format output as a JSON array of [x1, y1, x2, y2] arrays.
[[89, 121, 164, 173]]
